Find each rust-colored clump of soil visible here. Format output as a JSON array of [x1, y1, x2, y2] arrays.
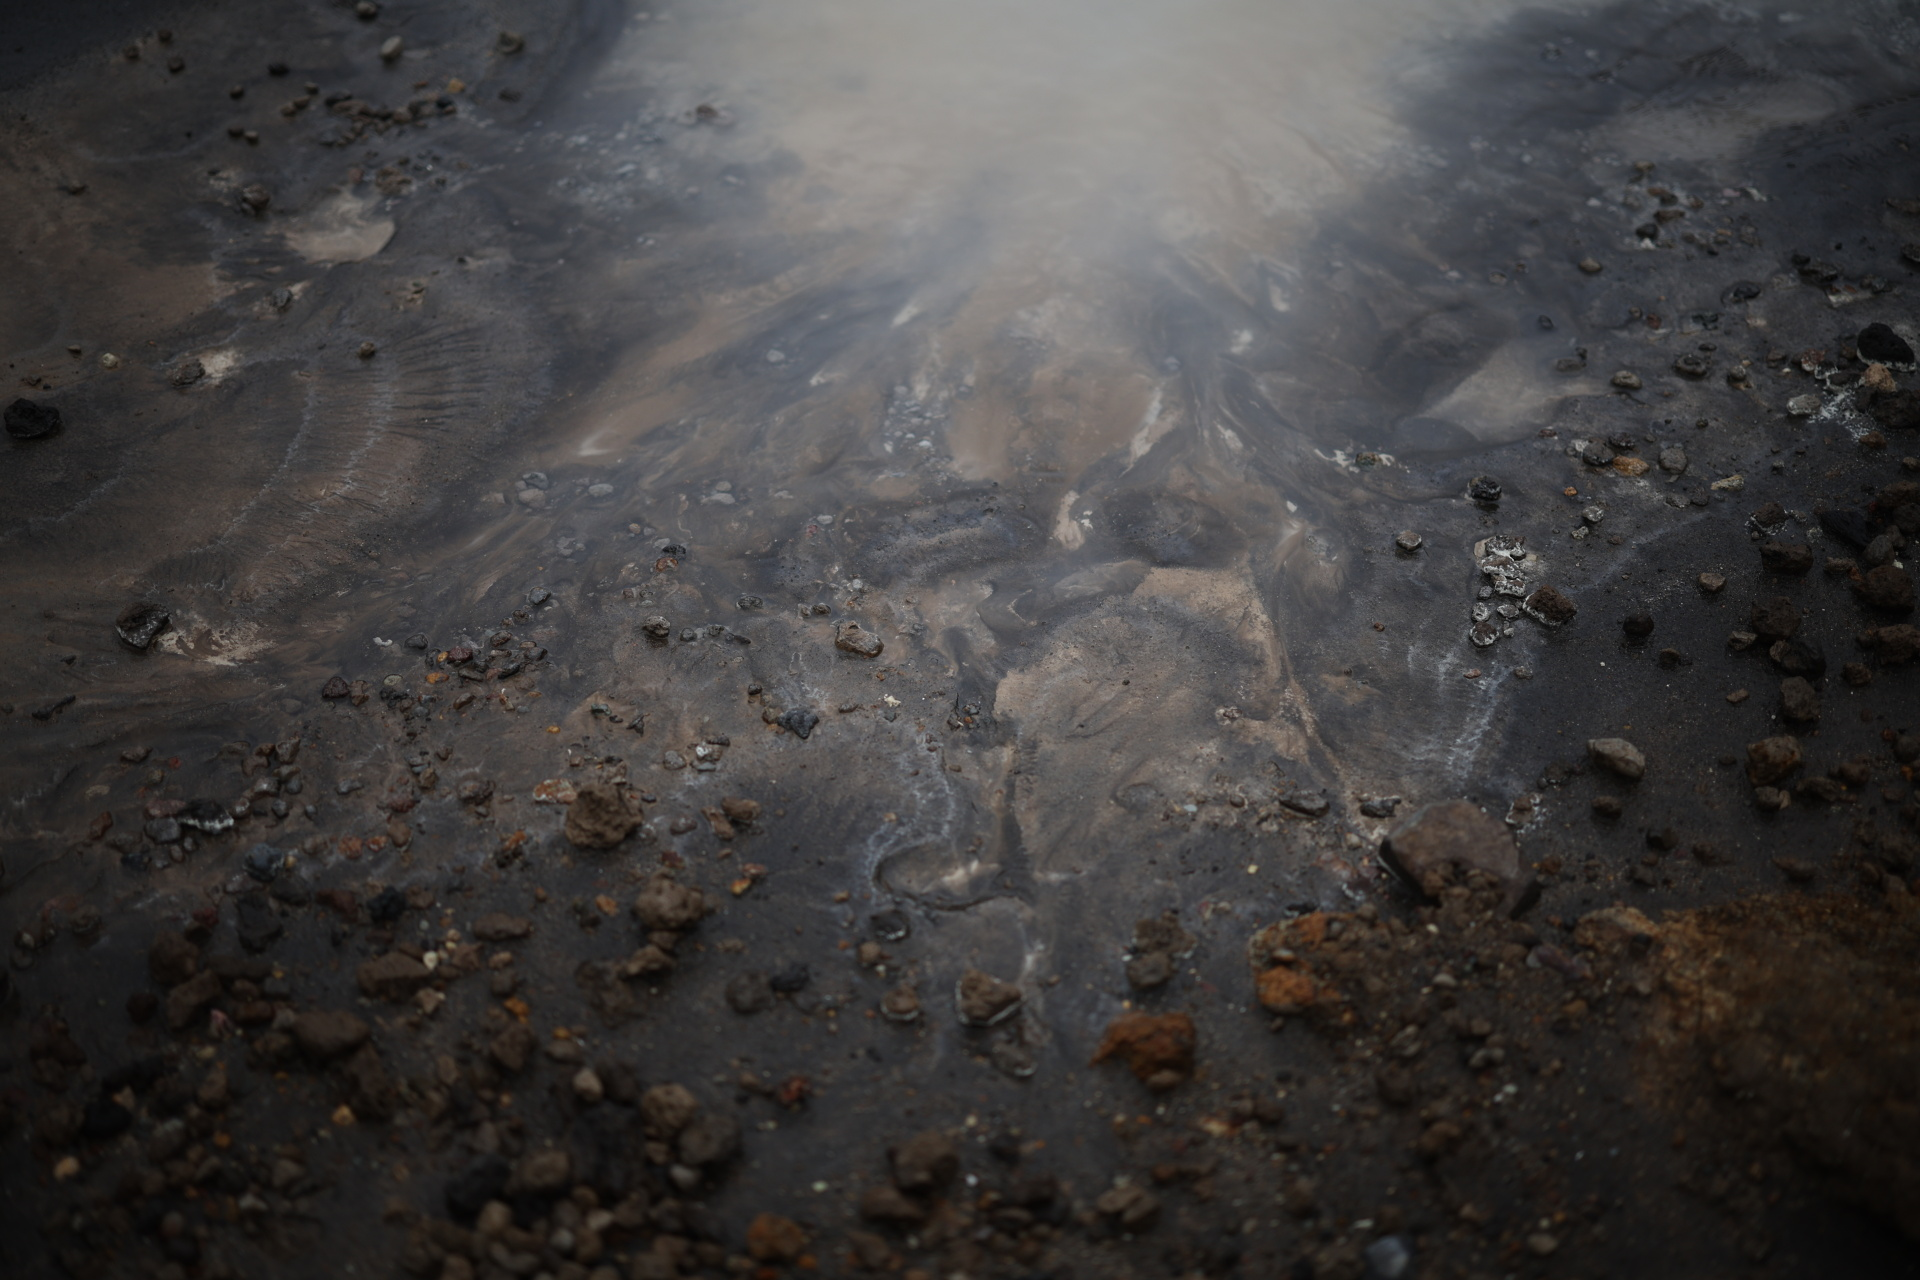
[[1639, 892, 1920, 1239]]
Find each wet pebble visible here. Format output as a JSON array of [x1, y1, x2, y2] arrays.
[[1759, 541, 1813, 576], [1858, 322, 1915, 366], [870, 908, 911, 941], [1746, 735, 1803, 786], [115, 601, 170, 648], [1622, 610, 1654, 638], [835, 621, 884, 657], [1393, 530, 1422, 552], [1749, 596, 1799, 639], [880, 983, 921, 1022], [1779, 677, 1820, 723], [290, 1010, 370, 1060], [1768, 636, 1826, 679], [1587, 737, 1646, 780], [777, 708, 819, 739], [955, 968, 1022, 1026], [1279, 791, 1330, 817], [1365, 1235, 1414, 1280], [4, 397, 62, 439], [1853, 564, 1915, 612], [1522, 585, 1578, 625]]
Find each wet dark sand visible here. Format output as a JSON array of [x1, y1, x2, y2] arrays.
[[3, 2, 1920, 1277]]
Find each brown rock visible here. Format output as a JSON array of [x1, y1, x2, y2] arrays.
[[342, 1041, 396, 1121], [148, 931, 200, 986], [1092, 1012, 1196, 1090], [720, 796, 761, 824], [1125, 950, 1174, 990], [746, 1214, 808, 1264], [632, 873, 714, 931], [846, 1230, 895, 1270], [858, 1185, 928, 1224], [358, 951, 432, 1002], [1587, 737, 1646, 779], [835, 622, 884, 657], [1779, 677, 1820, 723], [290, 1010, 371, 1060], [1571, 906, 1660, 957], [1759, 541, 1814, 575], [1414, 1119, 1464, 1159], [1746, 735, 1804, 786], [1854, 564, 1916, 613], [489, 1023, 538, 1073], [1749, 596, 1801, 639], [640, 1083, 701, 1138], [510, 1149, 571, 1195], [1865, 624, 1920, 664], [891, 1131, 959, 1193], [564, 781, 639, 849], [1125, 911, 1195, 992], [700, 807, 735, 841], [955, 969, 1022, 1026], [165, 968, 221, 1030], [676, 1112, 741, 1167], [471, 913, 532, 942], [1381, 799, 1521, 900], [1093, 1183, 1161, 1230], [1523, 585, 1578, 626]]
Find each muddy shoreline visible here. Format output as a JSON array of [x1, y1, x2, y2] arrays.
[[4, 1, 1920, 1277]]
